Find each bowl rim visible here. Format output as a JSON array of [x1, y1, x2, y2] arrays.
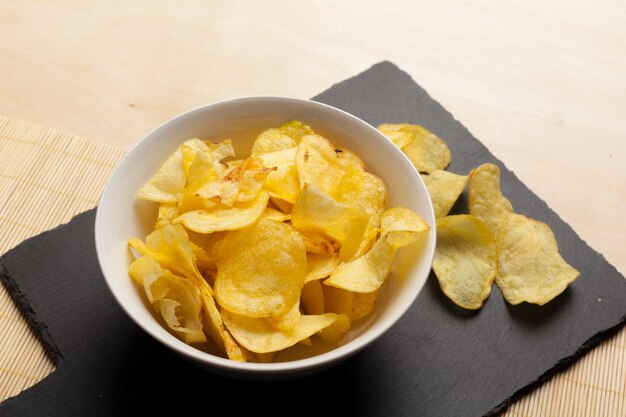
[[95, 96, 436, 374]]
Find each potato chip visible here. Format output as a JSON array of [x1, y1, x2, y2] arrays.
[[251, 120, 313, 156], [300, 280, 325, 315], [266, 301, 301, 331], [175, 190, 269, 234], [352, 290, 379, 321], [468, 163, 513, 237], [196, 157, 273, 207], [421, 170, 468, 218], [334, 168, 386, 257], [380, 206, 430, 248], [200, 290, 246, 361], [432, 215, 497, 310], [305, 253, 339, 283], [261, 207, 291, 222], [155, 203, 178, 229], [378, 123, 451, 173], [214, 219, 306, 318], [128, 224, 207, 290], [269, 196, 293, 214], [178, 150, 221, 213], [317, 313, 350, 343], [496, 213, 579, 305], [222, 310, 341, 353], [299, 232, 336, 255], [128, 255, 206, 343], [291, 184, 368, 261], [296, 134, 362, 195], [325, 207, 429, 293], [136, 145, 186, 203], [377, 125, 415, 149], [322, 285, 354, 321], [245, 350, 276, 363], [258, 147, 301, 203]]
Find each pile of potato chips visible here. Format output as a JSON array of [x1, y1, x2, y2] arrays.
[[378, 124, 579, 310], [128, 121, 430, 362]]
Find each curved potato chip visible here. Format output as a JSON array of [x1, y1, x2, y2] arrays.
[[377, 124, 416, 149], [299, 232, 336, 255], [269, 196, 293, 214], [305, 253, 339, 283], [261, 207, 291, 222], [380, 206, 430, 248], [155, 202, 178, 229], [179, 150, 221, 213], [128, 224, 208, 293], [301, 280, 325, 315], [322, 285, 354, 321], [175, 191, 269, 234], [258, 147, 300, 203], [496, 213, 579, 305], [296, 134, 362, 195], [251, 120, 313, 156], [379, 123, 450, 173], [353, 290, 379, 321], [136, 146, 186, 203], [468, 163, 513, 237], [196, 157, 273, 207], [291, 184, 368, 261], [432, 215, 497, 310], [334, 169, 386, 257], [325, 206, 429, 293], [266, 301, 301, 331], [421, 170, 468, 218], [317, 313, 350, 343], [222, 310, 341, 353], [214, 219, 306, 318], [200, 292, 246, 361], [129, 254, 206, 343]]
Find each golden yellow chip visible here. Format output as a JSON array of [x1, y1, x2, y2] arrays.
[[258, 147, 300, 203], [195, 157, 273, 207], [266, 301, 301, 331], [377, 125, 416, 149], [269, 196, 293, 214], [291, 184, 368, 261], [325, 206, 429, 293], [378, 123, 451, 173], [295, 134, 362, 195], [496, 213, 579, 305], [155, 203, 178, 229], [222, 310, 342, 353], [299, 232, 336, 255], [136, 145, 186, 203], [305, 253, 339, 283], [421, 170, 468, 218], [468, 163, 513, 237], [352, 290, 379, 321], [261, 207, 291, 222], [128, 224, 207, 291], [317, 313, 350, 343], [432, 215, 496, 310], [251, 120, 313, 156], [178, 150, 220, 213], [200, 290, 246, 361], [322, 285, 354, 321], [128, 255, 206, 343], [301, 280, 325, 315], [214, 219, 306, 318], [174, 190, 269, 234]]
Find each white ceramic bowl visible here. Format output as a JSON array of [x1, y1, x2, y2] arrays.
[[95, 97, 436, 378]]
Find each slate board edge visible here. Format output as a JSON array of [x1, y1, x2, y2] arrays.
[[0, 212, 83, 368]]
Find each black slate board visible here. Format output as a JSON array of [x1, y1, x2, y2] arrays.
[[1, 62, 625, 417]]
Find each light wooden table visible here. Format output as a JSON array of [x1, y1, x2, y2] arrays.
[[0, 1, 624, 415]]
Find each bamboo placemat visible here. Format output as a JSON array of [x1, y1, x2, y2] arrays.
[[0, 116, 623, 416]]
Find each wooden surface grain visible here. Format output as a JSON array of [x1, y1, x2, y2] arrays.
[[0, 1, 624, 415]]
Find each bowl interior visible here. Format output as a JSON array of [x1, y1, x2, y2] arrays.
[[95, 97, 435, 374]]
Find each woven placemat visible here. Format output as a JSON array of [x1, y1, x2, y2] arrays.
[[0, 105, 624, 414]]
